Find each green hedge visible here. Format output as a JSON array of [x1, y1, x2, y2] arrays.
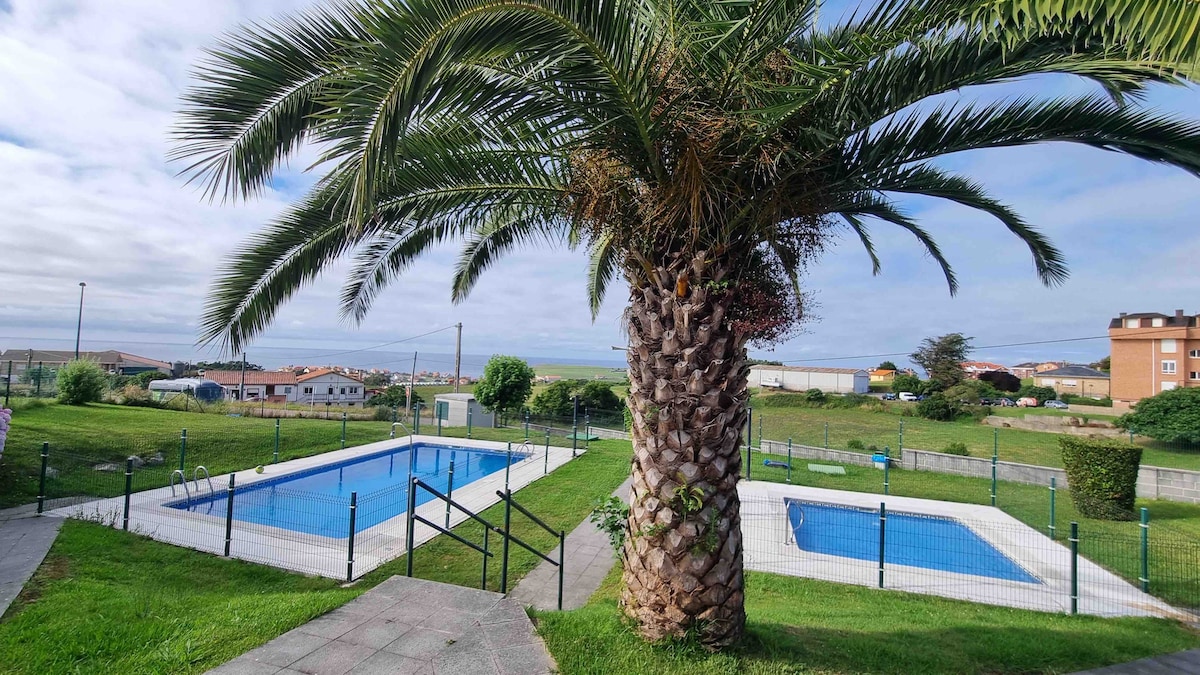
[[1060, 437, 1142, 521]]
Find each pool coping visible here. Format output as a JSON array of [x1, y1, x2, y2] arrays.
[[49, 435, 579, 580], [739, 482, 1188, 619]]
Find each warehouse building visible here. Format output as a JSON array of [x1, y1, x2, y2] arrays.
[[747, 365, 870, 394]]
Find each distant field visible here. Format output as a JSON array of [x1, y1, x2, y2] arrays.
[[532, 363, 628, 382]]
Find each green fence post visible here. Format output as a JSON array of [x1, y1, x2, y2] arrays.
[[505, 442, 512, 491], [37, 442, 49, 514], [3, 361, 11, 408], [786, 438, 793, 483], [273, 419, 280, 464], [35, 361, 42, 397], [544, 429, 550, 475], [883, 446, 890, 496], [747, 407, 753, 450], [405, 477, 417, 577], [346, 491, 358, 581], [500, 492, 512, 593], [1069, 522, 1079, 614], [467, 408, 473, 439], [445, 455, 456, 528], [878, 503, 887, 588], [179, 429, 187, 472], [558, 530, 566, 611], [341, 412, 347, 449], [898, 420, 904, 455], [1049, 476, 1057, 540], [1139, 507, 1150, 592], [585, 414, 591, 451], [224, 473, 236, 557], [524, 412, 530, 441], [824, 422, 829, 449], [990, 430, 998, 507], [758, 414, 763, 448], [413, 404, 421, 434], [437, 410, 442, 437], [123, 457, 133, 530], [745, 426, 752, 481], [1130, 429, 1135, 444]]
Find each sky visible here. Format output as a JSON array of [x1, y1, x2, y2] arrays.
[[1, 0, 1199, 374]]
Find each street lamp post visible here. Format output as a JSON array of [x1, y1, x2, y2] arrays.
[[74, 282, 87, 360]]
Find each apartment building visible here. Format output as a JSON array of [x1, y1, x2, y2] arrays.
[[1108, 309, 1200, 409]]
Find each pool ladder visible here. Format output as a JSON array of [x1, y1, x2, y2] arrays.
[[784, 502, 804, 546], [169, 466, 216, 509]]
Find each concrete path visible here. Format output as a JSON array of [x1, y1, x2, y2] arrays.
[[206, 576, 555, 675], [1073, 649, 1200, 674], [0, 505, 63, 618], [508, 478, 630, 611]]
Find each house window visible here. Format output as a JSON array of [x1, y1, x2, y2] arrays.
[[1152, 318, 1165, 327], [327, 387, 334, 395], [1190, 350, 1200, 358], [1162, 360, 1177, 375], [1191, 372, 1200, 381], [350, 387, 358, 394], [284, 387, 292, 394], [340, 387, 346, 395], [1062, 379, 1078, 386], [1125, 318, 1140, 328], [1163, 381, 1178, 391], [303, 386, 313, 394], [1162, 339, 1178, 353]]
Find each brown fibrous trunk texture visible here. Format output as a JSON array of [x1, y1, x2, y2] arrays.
[[620, 251, 748, 649]]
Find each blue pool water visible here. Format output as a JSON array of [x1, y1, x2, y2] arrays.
[[786, 499, 1039, 583], [171, 443, 525, 538]]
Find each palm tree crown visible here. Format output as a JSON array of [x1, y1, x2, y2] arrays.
[[176, 0, 1200, 648]]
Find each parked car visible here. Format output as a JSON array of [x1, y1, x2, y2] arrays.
[[1016, 397, 1039, 407], [993, 397, 1015, 407], [1044, 400, 1069, 409], [979, 398, 993, 406], [898, 392, 918, 402], [882, 393, 898, 401]]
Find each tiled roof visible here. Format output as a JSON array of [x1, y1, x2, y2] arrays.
[[297, 368, 363, 383], [1036, 365, 1110, 379], [202, 370, 298, 386]]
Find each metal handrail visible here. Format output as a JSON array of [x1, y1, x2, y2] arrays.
[[170, 469, 191, 507], [192, 466, 214, 497], [785, 501, 804, 546], [496, 488, 566, 610], [405, 477, 498, 591], [390, 421, 412, 440]]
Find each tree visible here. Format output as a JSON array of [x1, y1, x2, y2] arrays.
[[56, 360, 106, 405], [910, 334, 973, 389], [19, 365, 54, 386], [1017, 384, 1058, 403], [174, 0, 1200, 648], [1090, 356, 1112, 372], [576, 380, 622, 412], [196, 360, 263, 371], [133, 371, 169, 388], [1116, 387, 1200, 445], [892, 373, 924, 395], [979, 370, 1021, 393], [943, 379, 999, 403], [367, 385, 420, 409], [473, 356, 535, 420], [916, 392, 962, 421], [363, 373, 391, 388], [877, 361, 898, 371], [530, 380, 582, 418]]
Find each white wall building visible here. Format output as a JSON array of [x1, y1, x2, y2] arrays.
[[296, 368, 366, 407], [433, 393, 495, 428], [748, 365, 870, 394]]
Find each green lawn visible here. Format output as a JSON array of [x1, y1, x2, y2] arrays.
[[532, 363, 629, 383], [536, 568, 1200, 675], [0, 438, 632, 674], [750, 403, 1200, 471]]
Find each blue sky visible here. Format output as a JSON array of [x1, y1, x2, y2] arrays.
[[1, 0, 1199, 373]]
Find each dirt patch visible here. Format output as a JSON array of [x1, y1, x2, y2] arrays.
[[1, 554, 69, 621]]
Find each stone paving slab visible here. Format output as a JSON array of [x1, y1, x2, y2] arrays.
[[1072, 649, 1200, 674], [0, 507, 63, 618], [508, 478, 630, 611], [205, 576, 555, 675]]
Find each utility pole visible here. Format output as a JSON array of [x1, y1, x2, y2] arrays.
[[239, 352, 247, 402], [454, 322, 463, 393], [74, 282, 87, 360], [407, 352, 417, 417]]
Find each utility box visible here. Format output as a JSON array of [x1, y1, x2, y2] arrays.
[[433, 393, 495, 428]]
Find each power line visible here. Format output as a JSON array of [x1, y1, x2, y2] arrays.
[[295, 325, 459, 360]]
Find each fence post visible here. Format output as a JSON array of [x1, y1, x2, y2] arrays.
[[786, 438, 793, 483], [505, 442, 512, 491], [437, 411, 442, 437], [467, 408, 473, 438], [745, 433, 752, 481], [524, 412, 530, 441], [482, 527, 490, 590], [878, 503, 887, 588], [571, 397, 579, 458], [37, 442, 49, 514], [1139, 507, 1150, 593], [35, 361, 43, 397], [405, 477, 417, 577], [747, 407, 753, 450], [123, 458, 133, 531], [758, 414, 763, 449], [544, 430, 550, 475], [990, 433, 998, 507], [1048, 477, 1057, 540], [347, 491, 358, 582], [558, 529, 566, 611], [3, 361, 11, 407], [341, 412, 347, 449], [413, 404, 421, 435], [1129, 429, 1135, 444], [273, 419, 280, 464], [500, 490, 512, 593], [179, 428, 187, 472], [224, 473, 236, 557], [883, 446, 890, 496], [1069, 522, 1079, 615], [585, 414, 590, 451], [824, 422, 829, 450], [898, 420, 904, 455], [445, 456, 456, 528]]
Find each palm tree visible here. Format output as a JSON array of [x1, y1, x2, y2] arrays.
[[175, 0, 1200, 648]]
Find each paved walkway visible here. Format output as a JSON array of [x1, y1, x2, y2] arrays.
[[508, 479, 630, 611], [207, 576, 555, 675], [0, 505, 63, 617], [1073, 649, 1200, 674]]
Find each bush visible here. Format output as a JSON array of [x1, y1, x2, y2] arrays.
[[916, 393, 961, 421], [892, 373, 924, 395], [1061, 394, 1113, 407], [943, 442, 969, 456], [803, 388, 826, 403], [846, 439, 865, 451], [56, 360, 106, 405], [1060, 437, 1142, 520], [118, 384, 161, 408], [1116, 387, 1200, 444], [373, 405, 397, 421]]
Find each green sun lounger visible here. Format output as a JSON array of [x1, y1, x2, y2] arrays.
[[807, 463, 846, 475]]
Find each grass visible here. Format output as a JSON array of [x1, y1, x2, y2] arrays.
[[745, 456, 1200, 608], [532, 363, 628, 383], [750, 402, 1200, 471], [536, 568, 1200, 674], [0, 437, 633, 674]]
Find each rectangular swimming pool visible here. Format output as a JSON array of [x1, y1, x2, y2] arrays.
[[171, 443, 525, 538], [786, 499, 1039, 583]]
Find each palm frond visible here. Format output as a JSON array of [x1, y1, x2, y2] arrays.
[[586, 233, 623, 318], [832, 193, 959, 294]]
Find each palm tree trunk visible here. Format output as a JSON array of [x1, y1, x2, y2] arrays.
[[620, 254, 748, 648]]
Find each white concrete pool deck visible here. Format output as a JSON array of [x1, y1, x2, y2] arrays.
[[740, 482, 1188, 619], [49, 435, 579, 580]]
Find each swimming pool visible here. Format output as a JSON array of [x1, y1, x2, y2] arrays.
[[786, 499, 1039, 583], [171, 442, 525, 538]]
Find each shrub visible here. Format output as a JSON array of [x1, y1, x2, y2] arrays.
[[892, 373, 924, 395], [916, 393, 961, 421], [56, 360, 106, 405], [943, 442, 969, 456], [373, 405, 397, 421], [1116, 387, 1200, 444], [118, 384, 160, 408], [803, 388, 826, 403], [866, 444, 880, 454], [846, 439, 865, 451], [1060, 437, 1142, 520], [589, 496, 630, 555]]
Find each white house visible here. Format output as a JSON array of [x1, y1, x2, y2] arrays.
[[748, 365, 869, 394], [202, 370, 298, 402], [296, 368, 367, 407]]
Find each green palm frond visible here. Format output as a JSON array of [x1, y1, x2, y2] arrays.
[[586, 233, 623, 318], [834, 193, 960, 294]]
